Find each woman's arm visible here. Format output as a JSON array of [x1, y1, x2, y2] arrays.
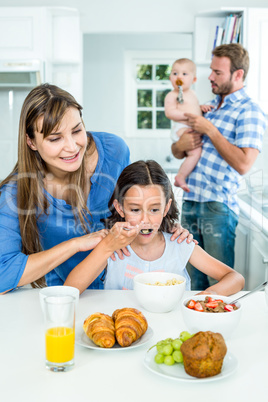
[[189, 245, 245, 296], [17, 230, 109, 287]]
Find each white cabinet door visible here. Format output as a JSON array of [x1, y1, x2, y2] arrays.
[[248, 230, 268, 290], [0, 7, 46, 60], [234, 219, 250, 289]]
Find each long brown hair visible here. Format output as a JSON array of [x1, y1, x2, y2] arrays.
[[0, 83, 95, 288], [107, 160, 179, 232]]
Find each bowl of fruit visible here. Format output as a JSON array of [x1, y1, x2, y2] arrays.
[[133, 272, 186, 313], [181, 295, 242, 339]]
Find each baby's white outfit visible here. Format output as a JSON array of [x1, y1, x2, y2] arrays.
[[171, 122, 189, 143]]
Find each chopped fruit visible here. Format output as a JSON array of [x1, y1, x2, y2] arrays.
[[224, 304, 234, 312], [205, 301, 219, 308], [187, 300, 196, 309], [194, 302, 204, 312]]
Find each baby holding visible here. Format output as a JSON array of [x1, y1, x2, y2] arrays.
[[165, 58, 212, 192]]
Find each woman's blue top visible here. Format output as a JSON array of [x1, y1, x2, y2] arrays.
[[0, 132, 130, 292]]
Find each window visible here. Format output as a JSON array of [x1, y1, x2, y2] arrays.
[[124, 50, 191, 138]]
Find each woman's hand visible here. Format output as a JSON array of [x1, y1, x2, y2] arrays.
[[170, 223, 198, 244], [104, 222, 140, 255], [76, 229, 110, 252]]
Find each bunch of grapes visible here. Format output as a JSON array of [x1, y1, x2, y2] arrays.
[[150, 331, 194, 366]]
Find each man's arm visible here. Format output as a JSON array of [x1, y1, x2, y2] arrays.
[[184, 113, 260, 175], [171, 129, 203, 160]]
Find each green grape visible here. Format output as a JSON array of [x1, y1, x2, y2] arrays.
[[164, 355, 175, 365], [172, 338, 183, 351], [173, 350, 183, 363], [154, 353, 165, 364], [163, 337, 174, 344], [162, 343, 173, 356], [156, 343, 165, 354], [180, 331, 193, 342]]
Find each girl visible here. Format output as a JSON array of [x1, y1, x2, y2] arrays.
[[65, 160, 244, 295]]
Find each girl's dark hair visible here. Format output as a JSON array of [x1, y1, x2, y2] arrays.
[[107, 160, 179, 233]]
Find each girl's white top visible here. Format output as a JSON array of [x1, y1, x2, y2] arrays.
[[104, 232, 194, 290]]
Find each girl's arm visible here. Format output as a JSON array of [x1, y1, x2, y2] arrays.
[[64, 222, 141, 294], [189, 245, 245, 296]]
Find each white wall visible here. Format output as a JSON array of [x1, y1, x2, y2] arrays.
[[0, 0, 268, 33], [0, 0, 267, 173], [83, 33, 193, 169]]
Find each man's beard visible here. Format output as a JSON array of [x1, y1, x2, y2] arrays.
[[211, 80, 233, 96]]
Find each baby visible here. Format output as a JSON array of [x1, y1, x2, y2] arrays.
[[165, 58, 212, 192]]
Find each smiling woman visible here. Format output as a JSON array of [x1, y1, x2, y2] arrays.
[[0, 83, 193, 295], [0, 83, 132, 293]]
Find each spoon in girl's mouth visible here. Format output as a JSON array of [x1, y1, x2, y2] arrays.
[[140, 228, 153, 234]]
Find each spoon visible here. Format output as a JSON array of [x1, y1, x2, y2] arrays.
[[229, 281, 267, 305]]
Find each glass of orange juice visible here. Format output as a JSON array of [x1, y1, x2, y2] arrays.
[[43, 295, 75, 372]]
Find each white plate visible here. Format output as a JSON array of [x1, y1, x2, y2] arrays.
[[76, 325, 154, 351], [143, 348, 238, 382]]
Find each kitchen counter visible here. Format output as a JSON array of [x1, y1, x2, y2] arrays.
[[1, 288, 268, 402]]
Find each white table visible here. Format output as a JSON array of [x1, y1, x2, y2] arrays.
[[1, 289, 268, 402]]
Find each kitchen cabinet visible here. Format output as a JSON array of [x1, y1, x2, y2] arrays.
[[0, 6, 83, 103], [235, 196, 268, 290], [234, 215, 250, 289], [193, 7, 268, 114]]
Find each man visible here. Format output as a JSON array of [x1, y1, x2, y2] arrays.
[[171, 43, 267, 290]]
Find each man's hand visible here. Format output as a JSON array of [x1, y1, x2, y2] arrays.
[[184, 113, 217, 137], [171, 129, 203, 159]]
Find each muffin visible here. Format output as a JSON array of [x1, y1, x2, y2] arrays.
[[180, 331, 227, 378]]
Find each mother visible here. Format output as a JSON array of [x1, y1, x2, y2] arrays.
[[0, 84, 191, 293]]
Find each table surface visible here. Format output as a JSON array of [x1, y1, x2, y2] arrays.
[[1, 288, 268, 402]]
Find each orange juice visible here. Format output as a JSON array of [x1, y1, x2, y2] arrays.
[[46, 327, 75, 363]]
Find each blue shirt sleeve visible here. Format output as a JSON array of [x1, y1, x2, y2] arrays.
[[0, 183, 28, 292]]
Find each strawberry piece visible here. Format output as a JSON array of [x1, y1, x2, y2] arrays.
[[187, 299, 196, 309], [224, 304, 234, 312], [194, 302, 204, 312], [208, 297, 215, 302], [206, 301, 219, 308]]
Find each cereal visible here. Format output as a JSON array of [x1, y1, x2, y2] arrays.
[[146, 278, 183, 286]]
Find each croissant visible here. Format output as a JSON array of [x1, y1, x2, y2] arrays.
[[112, 307, 148, 347], [83, 312, 116, 348]]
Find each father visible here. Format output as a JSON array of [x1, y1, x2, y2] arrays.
[[171, 43, 267, 290]]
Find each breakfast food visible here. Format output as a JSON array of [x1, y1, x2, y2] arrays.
[[180, 331, 227, 378], [140, 229, 153, 234], [151, 331, 194, 366], [186, 296, 238, 313], [83, 312, 116, 348], [146, 278, 184, 286], [83, 308, 148, 348], [112, 307, 148, 347]]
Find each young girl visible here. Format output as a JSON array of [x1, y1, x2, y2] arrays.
[[65, 160, 244, 295]]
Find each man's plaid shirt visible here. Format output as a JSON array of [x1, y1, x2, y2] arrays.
[[184, 87, 267, 216]]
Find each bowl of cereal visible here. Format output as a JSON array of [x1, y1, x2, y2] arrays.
[[181, 295, 242, 339], [133, 272, 186, 313]]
